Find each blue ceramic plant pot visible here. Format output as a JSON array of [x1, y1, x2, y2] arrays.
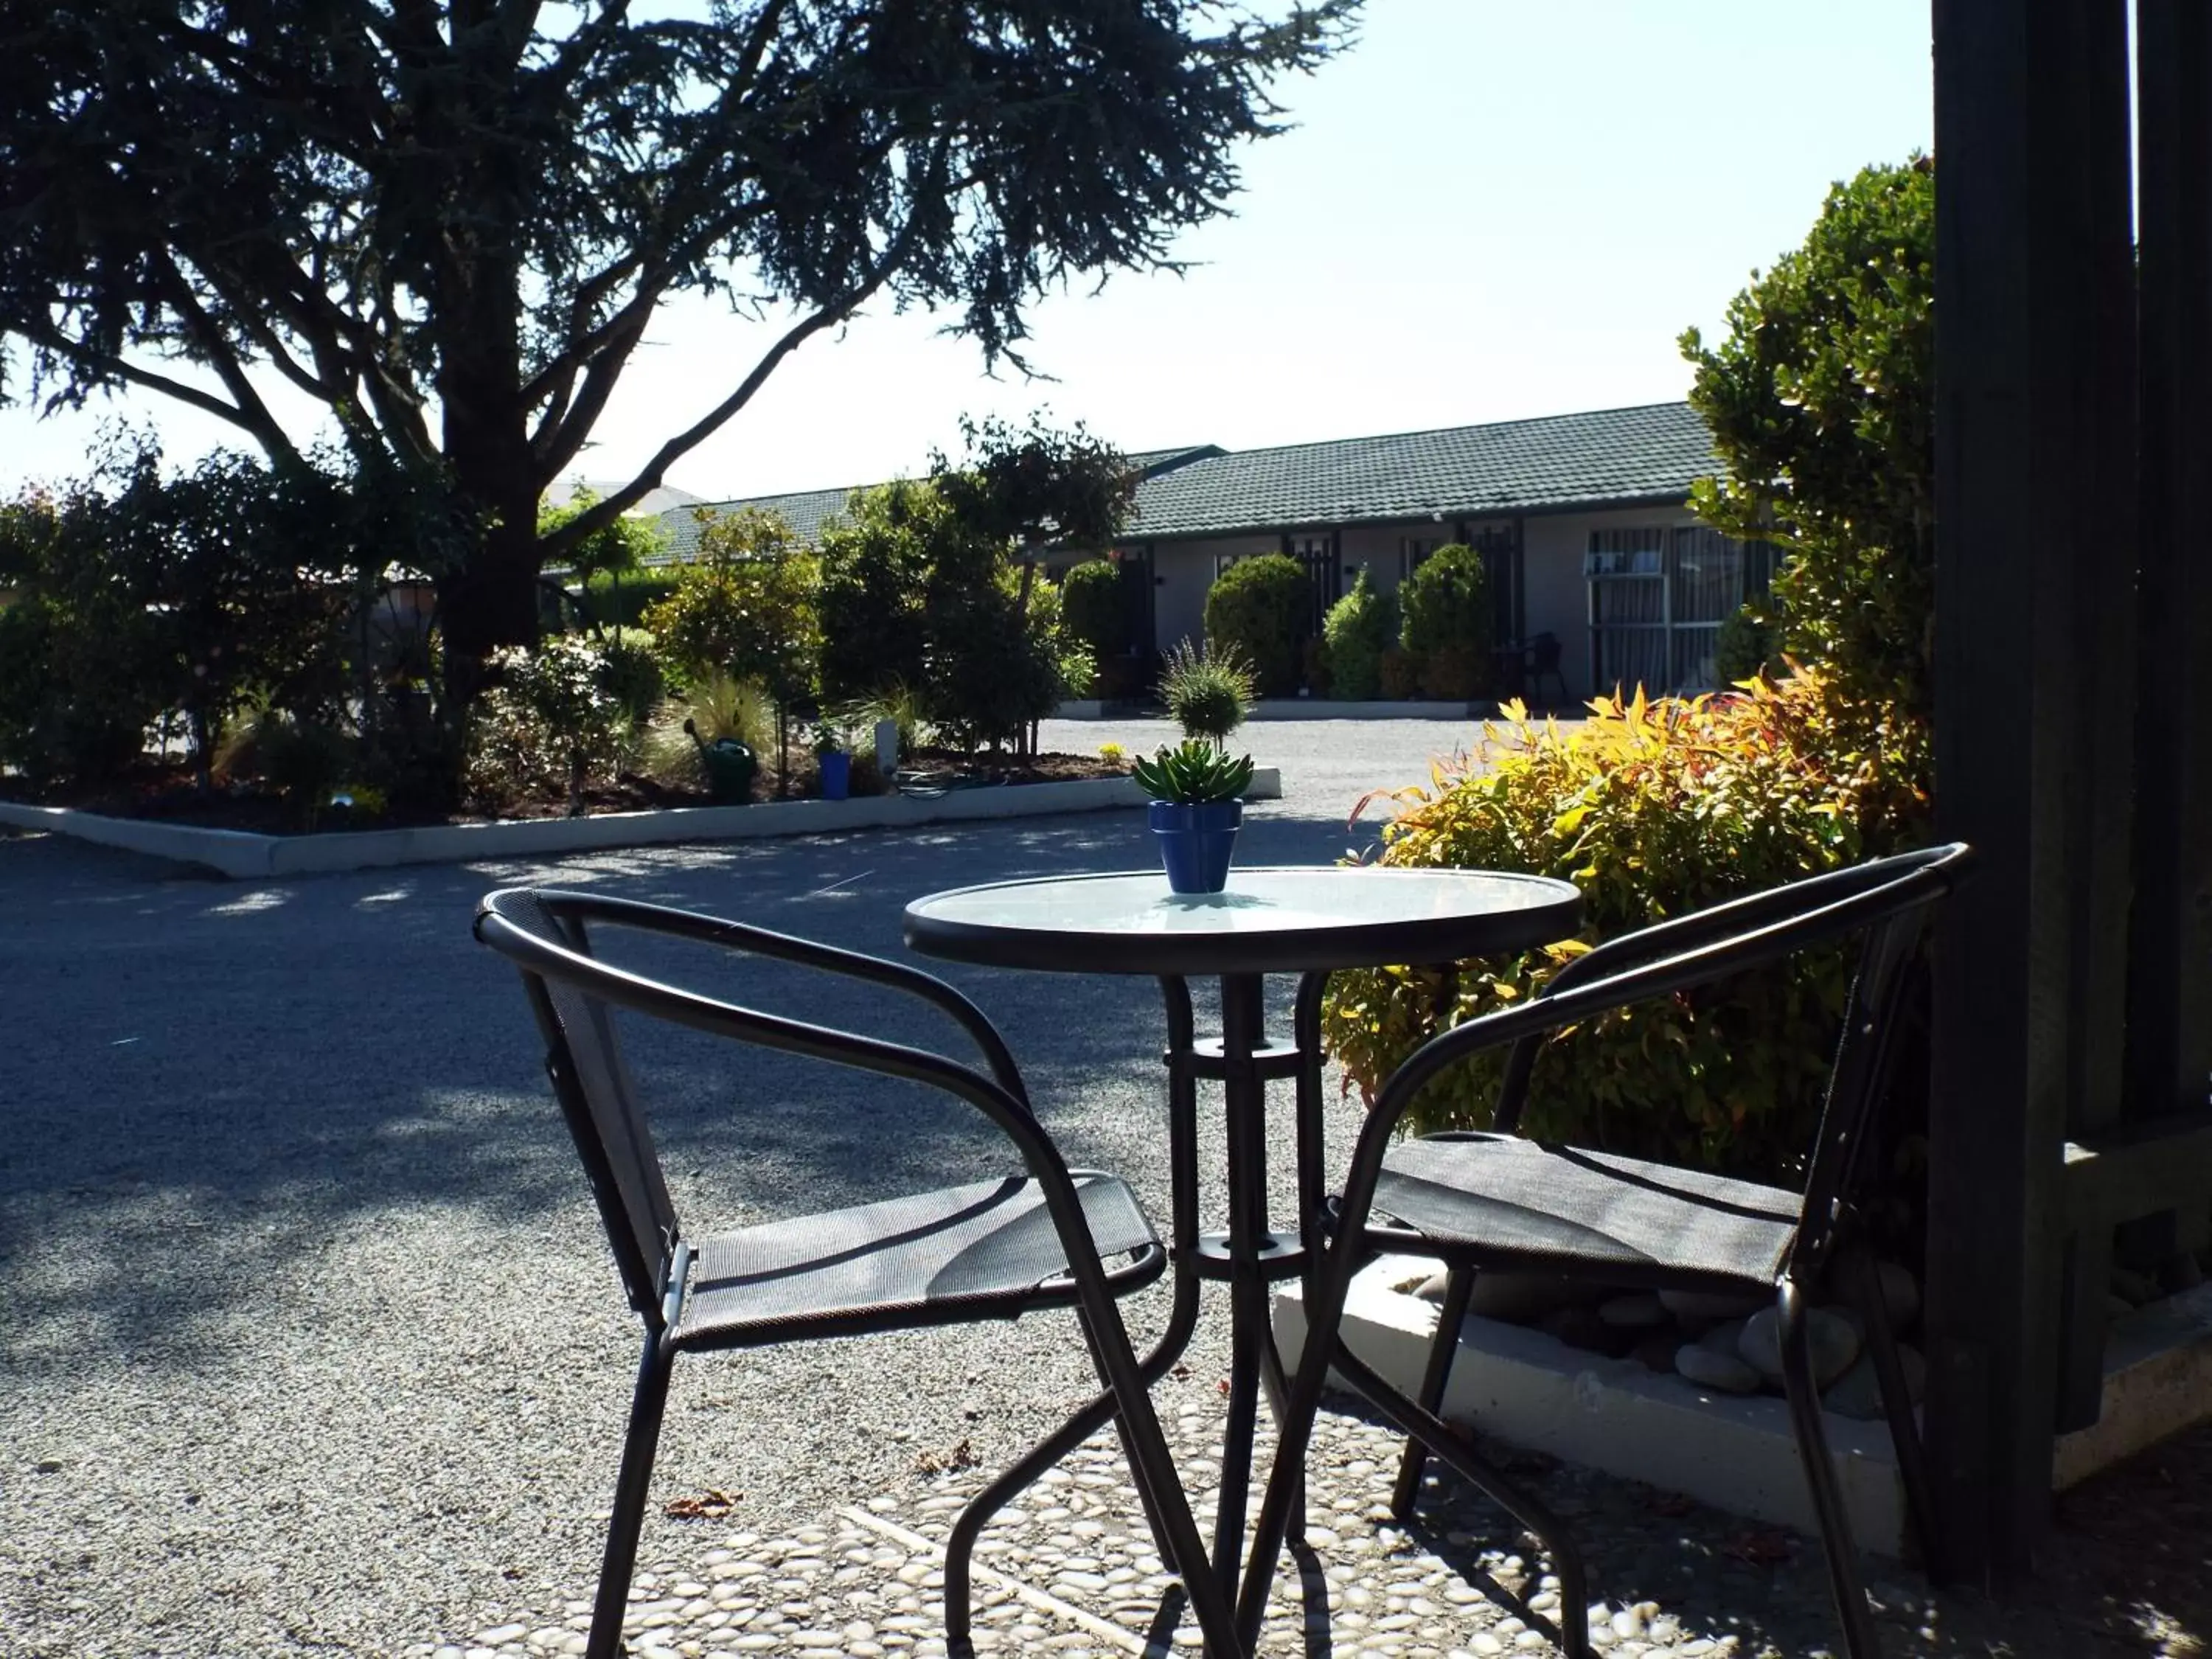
[[1149, 799, 1243, 894], [818, 751, 850, 801]]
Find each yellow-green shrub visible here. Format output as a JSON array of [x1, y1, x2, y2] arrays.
[[1322, 671, 1928, 1183]]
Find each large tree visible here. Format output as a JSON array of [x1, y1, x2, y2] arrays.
[[0, 0, 1352, 676]]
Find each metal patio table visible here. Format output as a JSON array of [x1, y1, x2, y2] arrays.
[[903, 864, 1582, 1623]]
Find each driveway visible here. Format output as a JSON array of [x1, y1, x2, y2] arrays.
[[0, 719, 1465, 1656]]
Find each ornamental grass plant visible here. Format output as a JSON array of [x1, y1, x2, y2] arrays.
[[1157, 639, 1256, 747], [1321, 670, 1930, 1188]]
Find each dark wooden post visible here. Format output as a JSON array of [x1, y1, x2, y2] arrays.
[[2127, 1, 2212, 1135], [1926, 0, 2138, 1579]]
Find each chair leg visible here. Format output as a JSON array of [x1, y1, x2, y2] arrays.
[[1237, 1280, 1591, 1658], [1840, 1249, 1945, 1584], [1391, 1264, 1474, 1518], [587, 1329, 678, 1659], [1775, 1279, 1885, 1659], [945, 1276, 1200, 1644], [1322, 1339, 1593, 1659]]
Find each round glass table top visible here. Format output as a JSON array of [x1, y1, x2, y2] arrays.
[[903, 865, 1582, 977]]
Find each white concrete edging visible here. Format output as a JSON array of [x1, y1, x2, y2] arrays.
[[1274, 1255, 1907, 1554], [0, 767, 1279, 880], [1277, 1256, 2212, 1554], [1245, 699, 1483, 721], [1049, 698, 1489, 722]]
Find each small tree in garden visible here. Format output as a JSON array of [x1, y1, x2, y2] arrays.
[[1319, 567, 1396, 700], [540, 488, 667, 637], [644, 507, 821, 795], [818, 467, 1094, 757], [816, 485, 935, 707], [479, 636, 626, 817], [1682, 156, 1935, 723], [1204, 554, 1310, 697], [1397, 543, 1492, 700], [930, 416, 1137, 564]]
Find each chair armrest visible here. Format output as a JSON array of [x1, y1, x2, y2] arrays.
[[478, 902, 1122, 1294], [1491, 843, 1972, 1132], [512, 888, 1031, 1105], [1336, 844, 1970, 1240]]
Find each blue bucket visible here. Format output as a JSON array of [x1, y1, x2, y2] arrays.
[[1149, 799, 1243, 894]]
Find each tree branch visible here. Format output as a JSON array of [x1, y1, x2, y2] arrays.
[[538, 297, 852, 559], [539, 147, 959, 558], [151, 257, 305, 464], [20, 324, 299, 459]]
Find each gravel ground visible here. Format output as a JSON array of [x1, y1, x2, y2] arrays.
[[0, 720, 1458, 1658], [4, 714, 2204, 1659]]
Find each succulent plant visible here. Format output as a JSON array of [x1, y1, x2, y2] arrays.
[[1131, 739, 1254, 804]]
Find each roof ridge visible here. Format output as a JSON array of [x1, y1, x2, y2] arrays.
[[1157, 401, 1698, 468]]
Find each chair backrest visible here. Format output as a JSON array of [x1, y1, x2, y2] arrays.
[[1529, 632, 1562, 672], [1484, 844, 1972, 1275], [478, 888, 681, 1317]]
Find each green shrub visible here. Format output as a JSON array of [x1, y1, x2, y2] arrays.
[[924, 580, 1069, 752], [815, 484, 933, 704], [642, 509, 819, 703], [1399, 543, 1491, 699], [1714, 602, 1782, 684], [579, 568, 683, 631], [1156, 639, 1256, 745], [1056, 558, 1127, 670], [599, 627, 665, 723], [1683, 156, 1934, 720], [0, 591, 162, 785], [1321, 672, 1929, 1185], [1320, 568, 1397, 700], [476, 636, 627, 816], [1204, 554, 1309, 697], [216, 707, 358, 830]]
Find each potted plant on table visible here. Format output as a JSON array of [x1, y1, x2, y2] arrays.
[[1133, 739, 1255, 895]]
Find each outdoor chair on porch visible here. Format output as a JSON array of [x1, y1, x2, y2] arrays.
[[1240, 843, 1975, 1659], [474, 889, 1242, 1659]]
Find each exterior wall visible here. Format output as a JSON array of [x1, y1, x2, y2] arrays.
[[1147, 533, 1279, 653], [1143, 506, 1729, 703], [1337, 524, 1407, 596], [1521, 503, 1703, 701]]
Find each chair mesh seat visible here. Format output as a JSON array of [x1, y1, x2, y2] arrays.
[[1373, 1133, 1801, 1289], [677, 1172, 1158, 1346]]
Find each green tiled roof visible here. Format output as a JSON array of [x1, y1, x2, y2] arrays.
[[644, 484, 866, 566], [1122, 402, 1715, 540], [642, 408, 1711, 560], [645, 445, 1225, 563]]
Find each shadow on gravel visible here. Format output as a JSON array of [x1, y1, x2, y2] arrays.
[[1315, 1383, 2210, 1659], [0, 809, 1354, 1373]]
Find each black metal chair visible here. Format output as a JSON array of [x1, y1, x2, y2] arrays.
[[1237, 843, 1975, 1659], [474, 888, 1244, 1659]]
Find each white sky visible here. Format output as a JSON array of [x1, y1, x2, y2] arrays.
[[0, 1, 1935, 501]]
